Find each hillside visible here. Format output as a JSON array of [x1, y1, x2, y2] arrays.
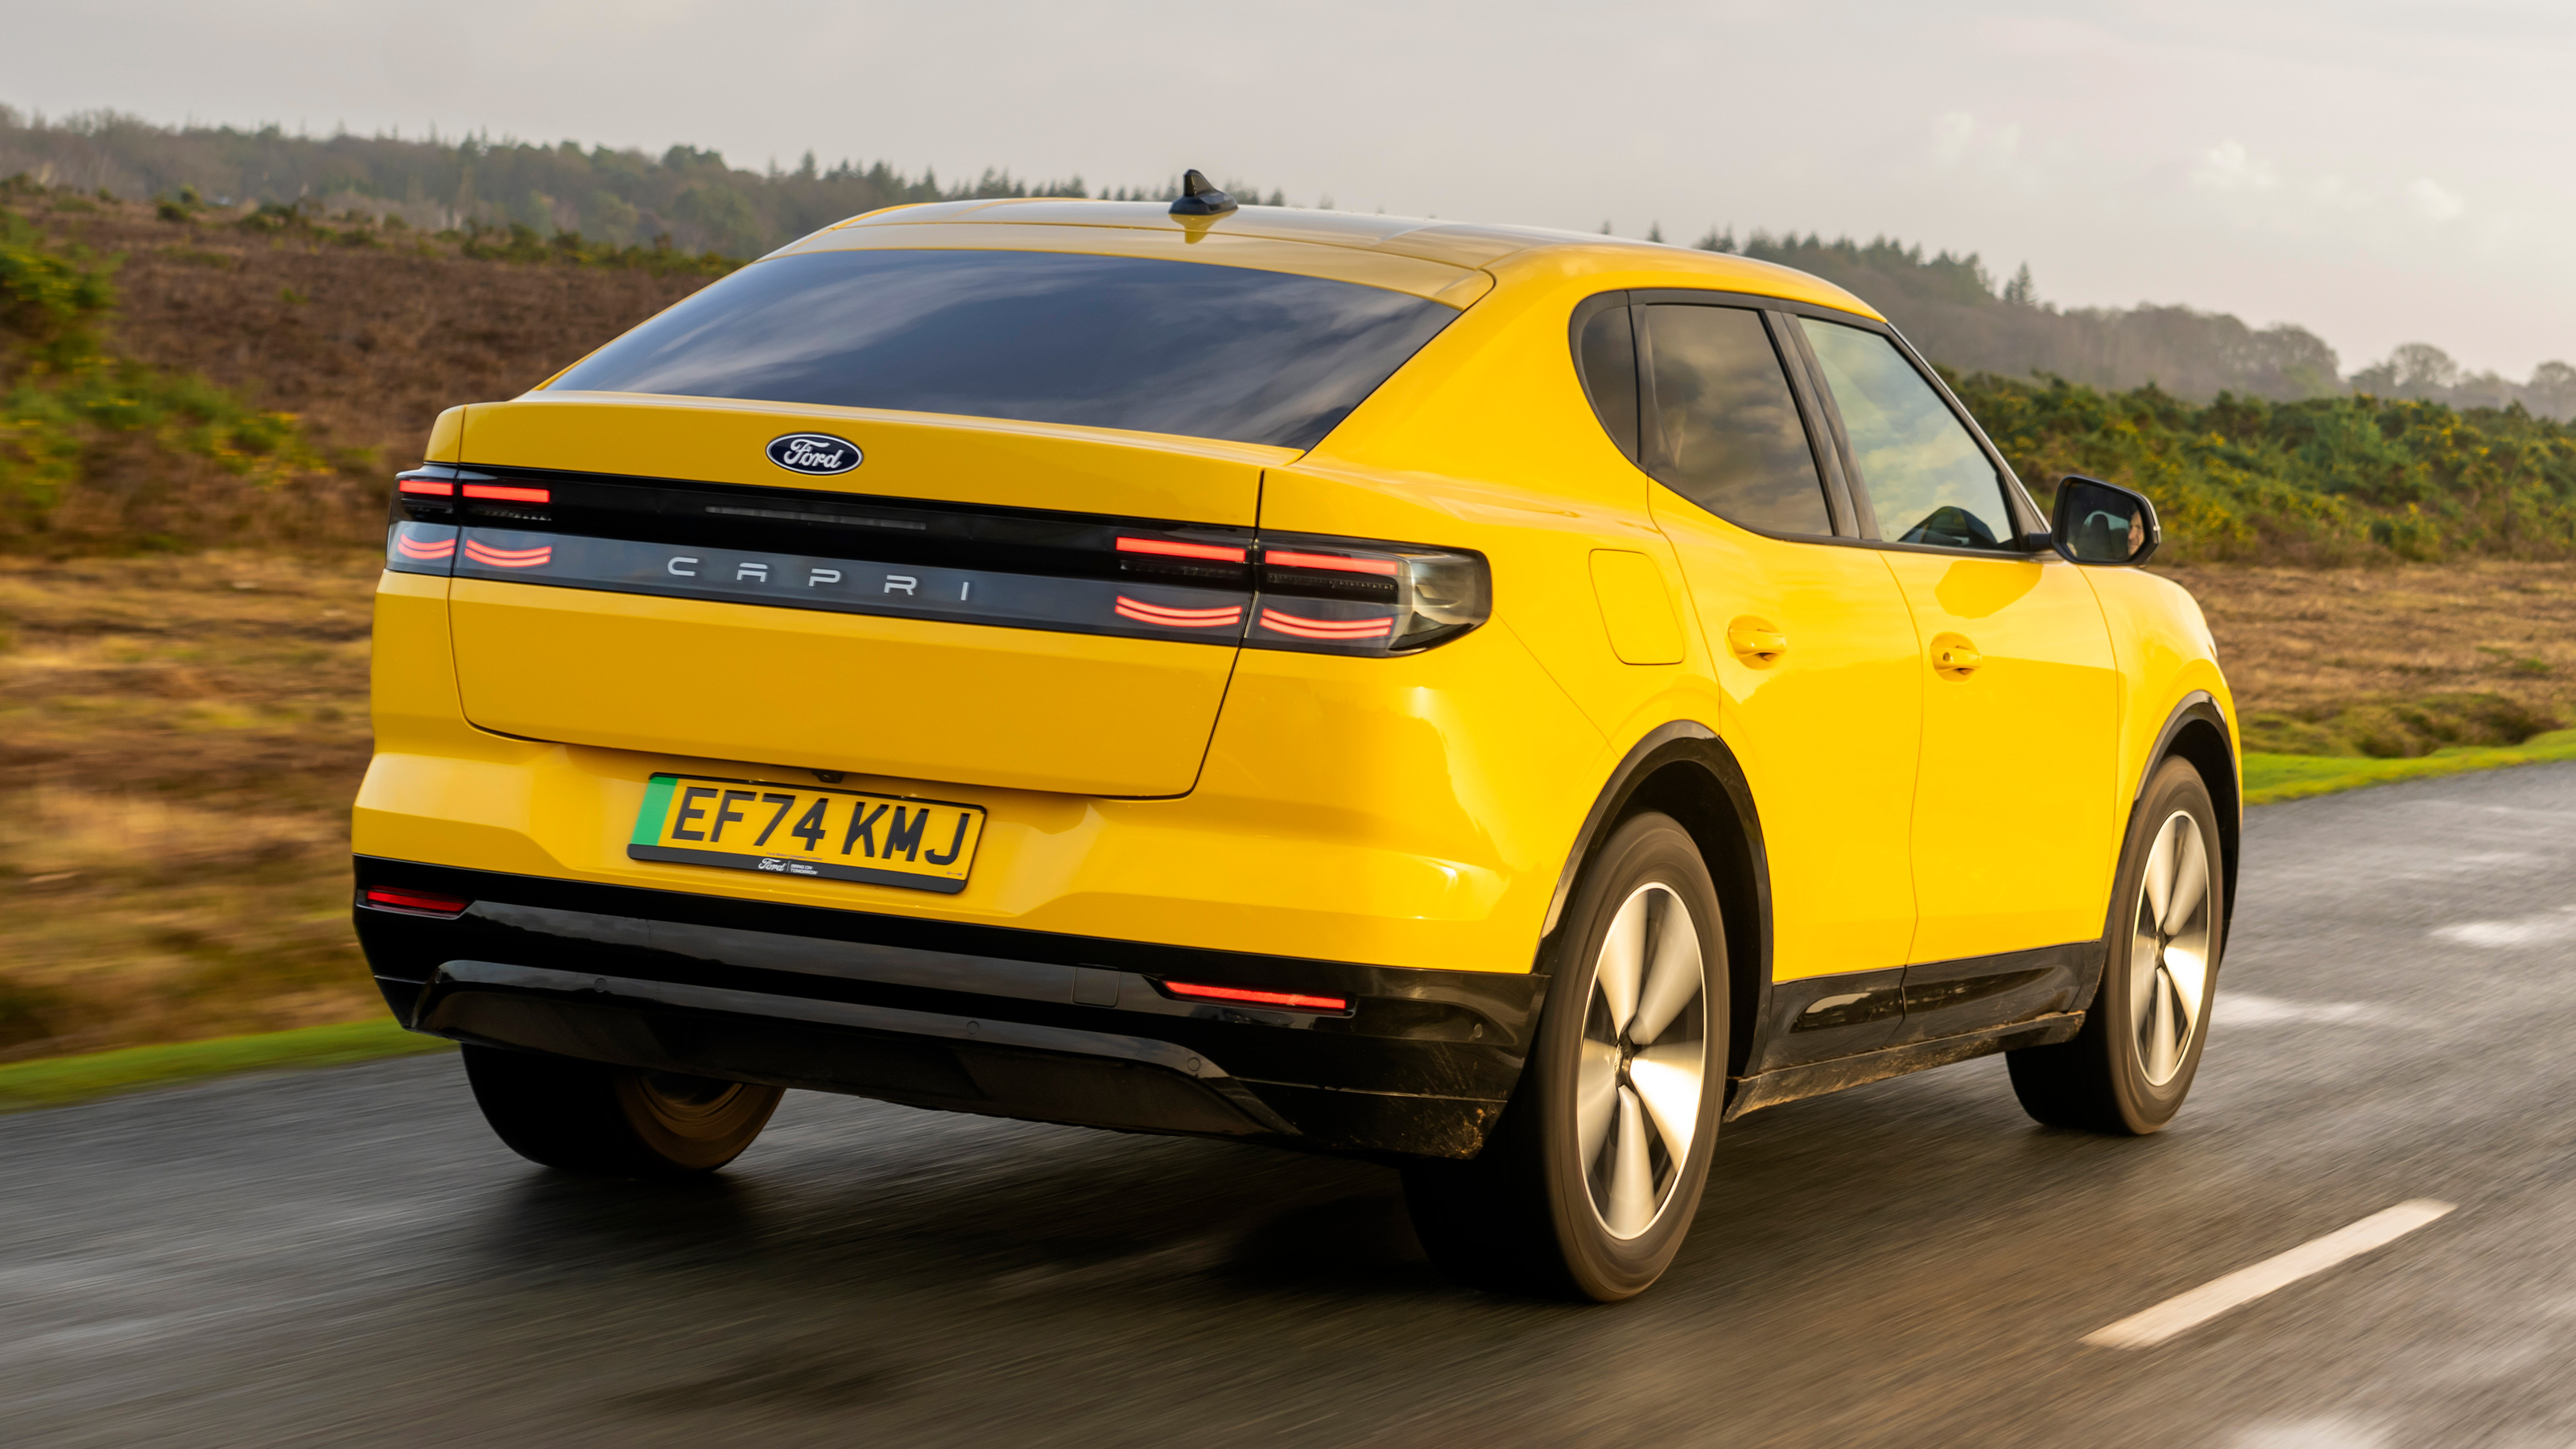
[[10, 104, 2570, 414]]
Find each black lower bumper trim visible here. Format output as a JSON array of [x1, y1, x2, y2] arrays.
[[353, 857, 1545, 1158], [418, 960, 1295, 1138]]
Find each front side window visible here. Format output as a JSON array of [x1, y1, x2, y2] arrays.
[[550, 249, 1459, 451], [1798, 319, 2018, 550], [1639, 304, 1834, 536]]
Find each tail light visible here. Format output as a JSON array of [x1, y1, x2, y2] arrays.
[[391, 469, 551, 522], [1249, 534, 1489, 656], [1160, 980, 1353, 1013], [361, 886, 471, 918]]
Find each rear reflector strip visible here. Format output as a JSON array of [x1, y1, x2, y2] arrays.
[[1162, 980, 1352, 1013], [1257, 609, 1395, 640], [1262, 549, 1402, 576], [461, 483, 551, 503], [398, 478, 455, 497], [1117, 536, 1247, 564], [1113, 596, 1244, 629], [361, 886, 471, 917]]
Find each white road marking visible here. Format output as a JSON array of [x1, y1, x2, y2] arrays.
[[2434, 906, 2576, 947], [2083, 1200, 2456, 1349], [2216, 994, 2379, 1027]]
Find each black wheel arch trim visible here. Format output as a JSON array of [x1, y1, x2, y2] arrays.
[[2079, 690, 2240, 1012], [1538, 721, 1774, 1077]]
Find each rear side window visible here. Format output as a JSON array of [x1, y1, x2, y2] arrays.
[[1575, 304, 1641, 458], [1798, 319, 2017, 550], [1639, 304, 1834, 536], [551, 249, 1459, 451]]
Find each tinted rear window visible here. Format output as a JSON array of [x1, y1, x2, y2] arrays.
[[550, 249, 1460, 450]]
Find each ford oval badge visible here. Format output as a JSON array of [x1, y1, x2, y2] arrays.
[[766, 433, 862, 475]]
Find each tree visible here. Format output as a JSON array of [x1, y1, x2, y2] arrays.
[[2003, 262, 2037, 308]]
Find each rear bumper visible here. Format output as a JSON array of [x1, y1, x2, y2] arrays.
[[354, 857, 1542, 1159]]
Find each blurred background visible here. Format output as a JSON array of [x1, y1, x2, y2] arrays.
[[0, 0, 2570, 1069]]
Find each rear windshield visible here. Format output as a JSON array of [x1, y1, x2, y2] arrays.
[[549, 248, 1461, 450]]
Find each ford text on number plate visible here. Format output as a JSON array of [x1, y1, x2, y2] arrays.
[[628, 774, 984, 894]]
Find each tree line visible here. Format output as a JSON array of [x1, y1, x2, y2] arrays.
[[5, 105, 2565, 417]]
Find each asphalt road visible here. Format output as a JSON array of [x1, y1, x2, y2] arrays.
[[8, 764, 2576, 1448]]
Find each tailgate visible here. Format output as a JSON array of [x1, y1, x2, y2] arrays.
[[401, 398, 1284, 797]]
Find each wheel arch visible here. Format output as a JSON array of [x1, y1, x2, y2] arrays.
[[2141, 691, 2240, 947], [1539, 723, 1773, 1078]]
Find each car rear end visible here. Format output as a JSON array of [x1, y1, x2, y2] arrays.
[[354, 209, 1595, 1158]]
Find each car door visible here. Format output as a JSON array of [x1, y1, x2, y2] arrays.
[[1576, 295, 1923, 1039], [1792, 316, 2121, 971]]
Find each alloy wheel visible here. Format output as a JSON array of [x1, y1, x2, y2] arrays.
[[2131, 811, 2215, 1087], [1575, 882, 1708, 1240]]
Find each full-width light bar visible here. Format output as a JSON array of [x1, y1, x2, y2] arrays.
[[1117, 535, 1247, 564], [1262, 548, 1401, 576], [461, 483, 551, 503]]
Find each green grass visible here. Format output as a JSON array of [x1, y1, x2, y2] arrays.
[[2243, 729, 2576, 805], [0, 1017, 451, 1113]]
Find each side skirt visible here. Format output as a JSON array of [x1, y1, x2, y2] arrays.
[[1723, 1011, 2084, 1121]]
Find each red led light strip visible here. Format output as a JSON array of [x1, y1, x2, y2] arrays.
[[362, 886, 471, 916], [1163, 980, 1351, 1012], [1115, 597, 1243, 629], [1258, 609, 1393, 641], [395, 533, 456, 560], [1262, 548, 1401, 576], [398, 478, 455, 497], [463, 540, 554, 568], [462, 483, 551, 503], [1117, 536, 1247, 564]]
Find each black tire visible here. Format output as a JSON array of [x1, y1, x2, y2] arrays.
[[1404, 811, 1726, 1301], [2008, 755, 2226, 1133], [460, 1044, 784, 1176]]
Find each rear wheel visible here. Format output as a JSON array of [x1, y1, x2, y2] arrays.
[[460, 1044, 784, 1176], [2007, 755, 2224, 1133], [1404, 812, 1724, 1301]]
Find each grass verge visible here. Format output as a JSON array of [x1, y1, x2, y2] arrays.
[[0, 1017, 450, 1113], [2242, 729, 2576, 805]]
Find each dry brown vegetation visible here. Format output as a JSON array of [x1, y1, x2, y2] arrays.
[[98, 215, 708, 471], [0, 553, 375, 1059], [8, 192, 714, 550], [55, 194, 705, 469], [2158, 561, 2575, 755]]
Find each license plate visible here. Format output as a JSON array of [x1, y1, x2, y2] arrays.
[[627, 774, 985, 894]]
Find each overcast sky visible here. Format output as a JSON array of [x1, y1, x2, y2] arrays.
[[6, 0, 2570, 378]]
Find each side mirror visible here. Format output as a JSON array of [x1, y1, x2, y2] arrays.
[[2050, 475, 2161, 566]]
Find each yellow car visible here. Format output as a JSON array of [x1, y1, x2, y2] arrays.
[[355, 175, 2236, 1300]]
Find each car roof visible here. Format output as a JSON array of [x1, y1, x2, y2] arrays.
[[807, 197, 1882, 320]]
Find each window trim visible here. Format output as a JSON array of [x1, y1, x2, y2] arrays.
[[1578, 287, 1853, 543], [1776, 307, 2054, 557], [1565, 284, 2057, 557]]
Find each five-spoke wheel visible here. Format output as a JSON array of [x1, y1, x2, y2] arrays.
[[2132, 810, 2214, 1088], [1577, 882, 1708, 1240], [1402, 811, 1725, 1300], [2008, 755, 2227, 1133]]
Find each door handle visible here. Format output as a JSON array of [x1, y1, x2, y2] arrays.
[[1930, 633, 1983, 675], [1726, 619, 1788, 663]]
